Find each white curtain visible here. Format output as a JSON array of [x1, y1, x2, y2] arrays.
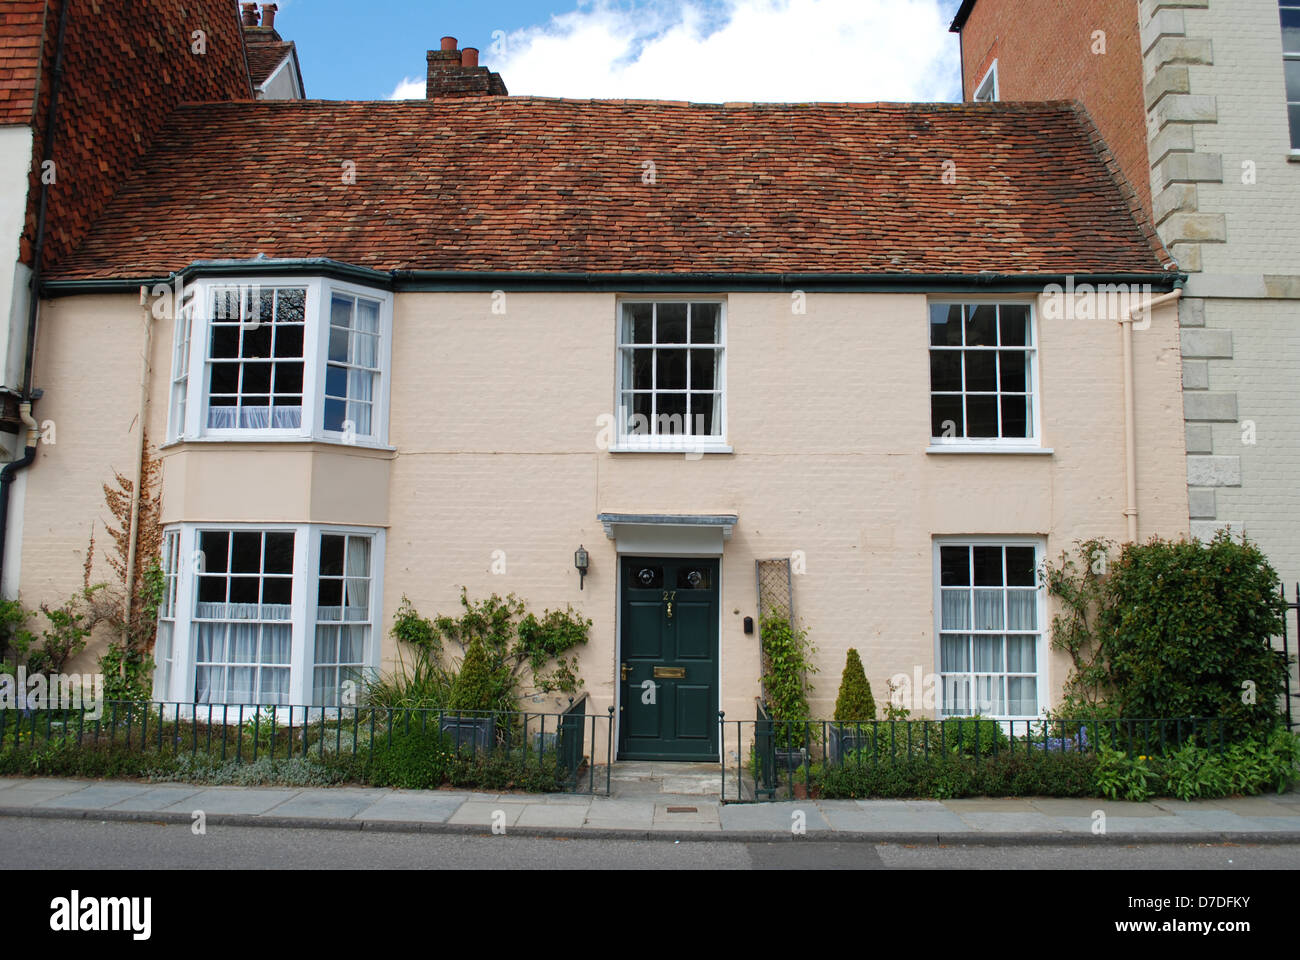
[[973, 635, 1004, 671], [193, 604, 292, 706], [1007, 589, 1037, 629], [973, 589, 1004, 629], [207, 405, 301, 430], [941, 589, 970, 629], [940, 634, 969, 671]]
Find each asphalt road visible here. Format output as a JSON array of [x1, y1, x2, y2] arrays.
[[2, 816, 1298, 869]]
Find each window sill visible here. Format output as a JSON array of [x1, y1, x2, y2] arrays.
[[926, 445, 1053, 456], [160, 435, 395, 453], [610, 441, 734, 455], [1289, 150, 1300, 163]]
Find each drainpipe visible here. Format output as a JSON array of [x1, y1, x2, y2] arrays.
[[0, 0, 71, 595], [1119, 289, 1183, 543], [123, 292, 154, 613]]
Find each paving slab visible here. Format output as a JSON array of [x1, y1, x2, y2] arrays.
[[106, 785, 206, 812], [160, 786, 301, 816], [514, 803, 590, 828], [583, 799, 656, 829], [37, 782, 153, 810], [354, 792, 465, 823], [719, 802, 830, 833], [1144, 806, 1274, 832], [448, 801, 527, 828], [1031, 798, 1171, 818], [659, 776, 724, 795], [822, 804, 969, 833], [944, 798, 1038, 813], [954, 811, 1067, 833], [1213, 796, 1300, 817], [1052, 815, 1210, 835], [0, 779, 99, 806], [264, 789, 389, 821]]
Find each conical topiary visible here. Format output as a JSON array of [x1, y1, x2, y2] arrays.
[[833, 648, 876, 724], [448, 639, 503, 712]]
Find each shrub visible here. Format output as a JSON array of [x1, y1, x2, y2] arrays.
[[447, 639, 513, 714], [819, 750, 1100, 800], [1044, 534, 1291, 736], [833, 649, 875, 724]]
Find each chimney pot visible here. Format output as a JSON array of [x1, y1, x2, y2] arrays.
[[240, 3, 259, 27], [260, 3, 277, 29], [440, 36, 458, 52], [461, 47, 479, 68]]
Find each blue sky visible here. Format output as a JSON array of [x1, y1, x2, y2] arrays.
[[272, 0, 965, 103]]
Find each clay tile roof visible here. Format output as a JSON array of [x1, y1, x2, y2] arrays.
[[47, 97, 1175, 281], [244, 40, 293, 87], [0, 1, 47, 126]]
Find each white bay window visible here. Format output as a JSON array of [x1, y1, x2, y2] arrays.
[[166, 276, 392, 446], [156, 523, 384, 708]]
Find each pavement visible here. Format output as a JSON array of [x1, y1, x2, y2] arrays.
[[2, 772, 1300, 843]]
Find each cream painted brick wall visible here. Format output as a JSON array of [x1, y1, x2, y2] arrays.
[[19, 291, 1191, 719], [1180, 0, 1300, 274]]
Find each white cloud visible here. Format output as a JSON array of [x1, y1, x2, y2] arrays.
[[388, 76, 426, 100], [471, 0, 961, 103]]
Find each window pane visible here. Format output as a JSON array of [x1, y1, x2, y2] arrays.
[[275, 323, 303, 359], [356, 299, 380, 334], [230, 532, 261, 573], [940, 546, 970, 586], [972, 546, 1002, 586], [941, 589, 971, 628], [690, 349, 717, 391], [940, 634, 970, 671], [1287, 57, 1300, 99], [211, 325, 239, 358], [657, 303, 687, 343], [973, 589, 1004, 629], [931, 395, 963, 438], [1291, 102, 1300, 150], [965, 395, 998, 437], [242, 363, 271, 395], [623, 303, 652, 343], [1007, 676, 1036, 716], [942, 676, 970, 716], [1007, 592, 1037, 630], [964, 351, 996, 392], [328, 326, 349, 363], [320, 535, 345, 576], [973, 635, 1003, 671], [998, 305, 1029, 346], [656, 349, 687, 390], [200, 532, 229, 572], [1284, 9, 1300, 54], [656, 392, 687, 433], [690, 303, 720, 344], [929, 304, 962, 346], [999, 351, 1027, 392], [965, 305, 996, 346], [318, 577, 343, 608], [929, 351, 961, 392], [628, 348, 652, 390], [277, 288, 306, 322], [690, 393, 717, 435], [323, 398, 346, 432], [1001, 395, 1029, 438], [1005, 547, 1036, 586], [974, 675, 1004, 715], [264, 533, 294, 574], [1007, 635, 1036, 672]]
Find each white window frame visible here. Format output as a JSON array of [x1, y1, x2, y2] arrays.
[[612, 297, 731, 454], [158, 521, 385, 710], [152, 529, 181, 701], [933, 537, 1047, 722], [973, 59, 999, 102], [927, 298, 1044, 453], [165, 276, 394, 448], [1284, 2, 1300, 152]]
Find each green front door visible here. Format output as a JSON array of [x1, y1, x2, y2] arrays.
[[618, 556, 720, 761]]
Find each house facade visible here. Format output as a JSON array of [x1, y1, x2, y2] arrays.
[[951, 0, 1300, 589], [12, 36, 1192, 761]]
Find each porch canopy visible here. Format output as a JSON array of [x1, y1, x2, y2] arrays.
[[597, 513, 737, 556]]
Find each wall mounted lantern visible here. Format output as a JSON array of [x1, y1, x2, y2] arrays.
[[574, 545, 589, 589]]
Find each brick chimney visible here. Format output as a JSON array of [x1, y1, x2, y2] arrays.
[[426, 36, 508, 98], [240, 3, 259, 27], [261, 4, 278, 30]]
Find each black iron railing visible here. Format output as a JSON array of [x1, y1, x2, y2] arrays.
[[720, 709, 1247, 802], [0, 699, 614, 795]]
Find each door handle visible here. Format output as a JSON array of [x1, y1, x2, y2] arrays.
[[621, 663, 631, 682]]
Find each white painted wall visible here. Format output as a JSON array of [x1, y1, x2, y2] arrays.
[[0, 125, 33, 395]]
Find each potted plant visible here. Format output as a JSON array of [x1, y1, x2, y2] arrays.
[[829, 648, 877, 764], [441, 639, 499, 753]]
